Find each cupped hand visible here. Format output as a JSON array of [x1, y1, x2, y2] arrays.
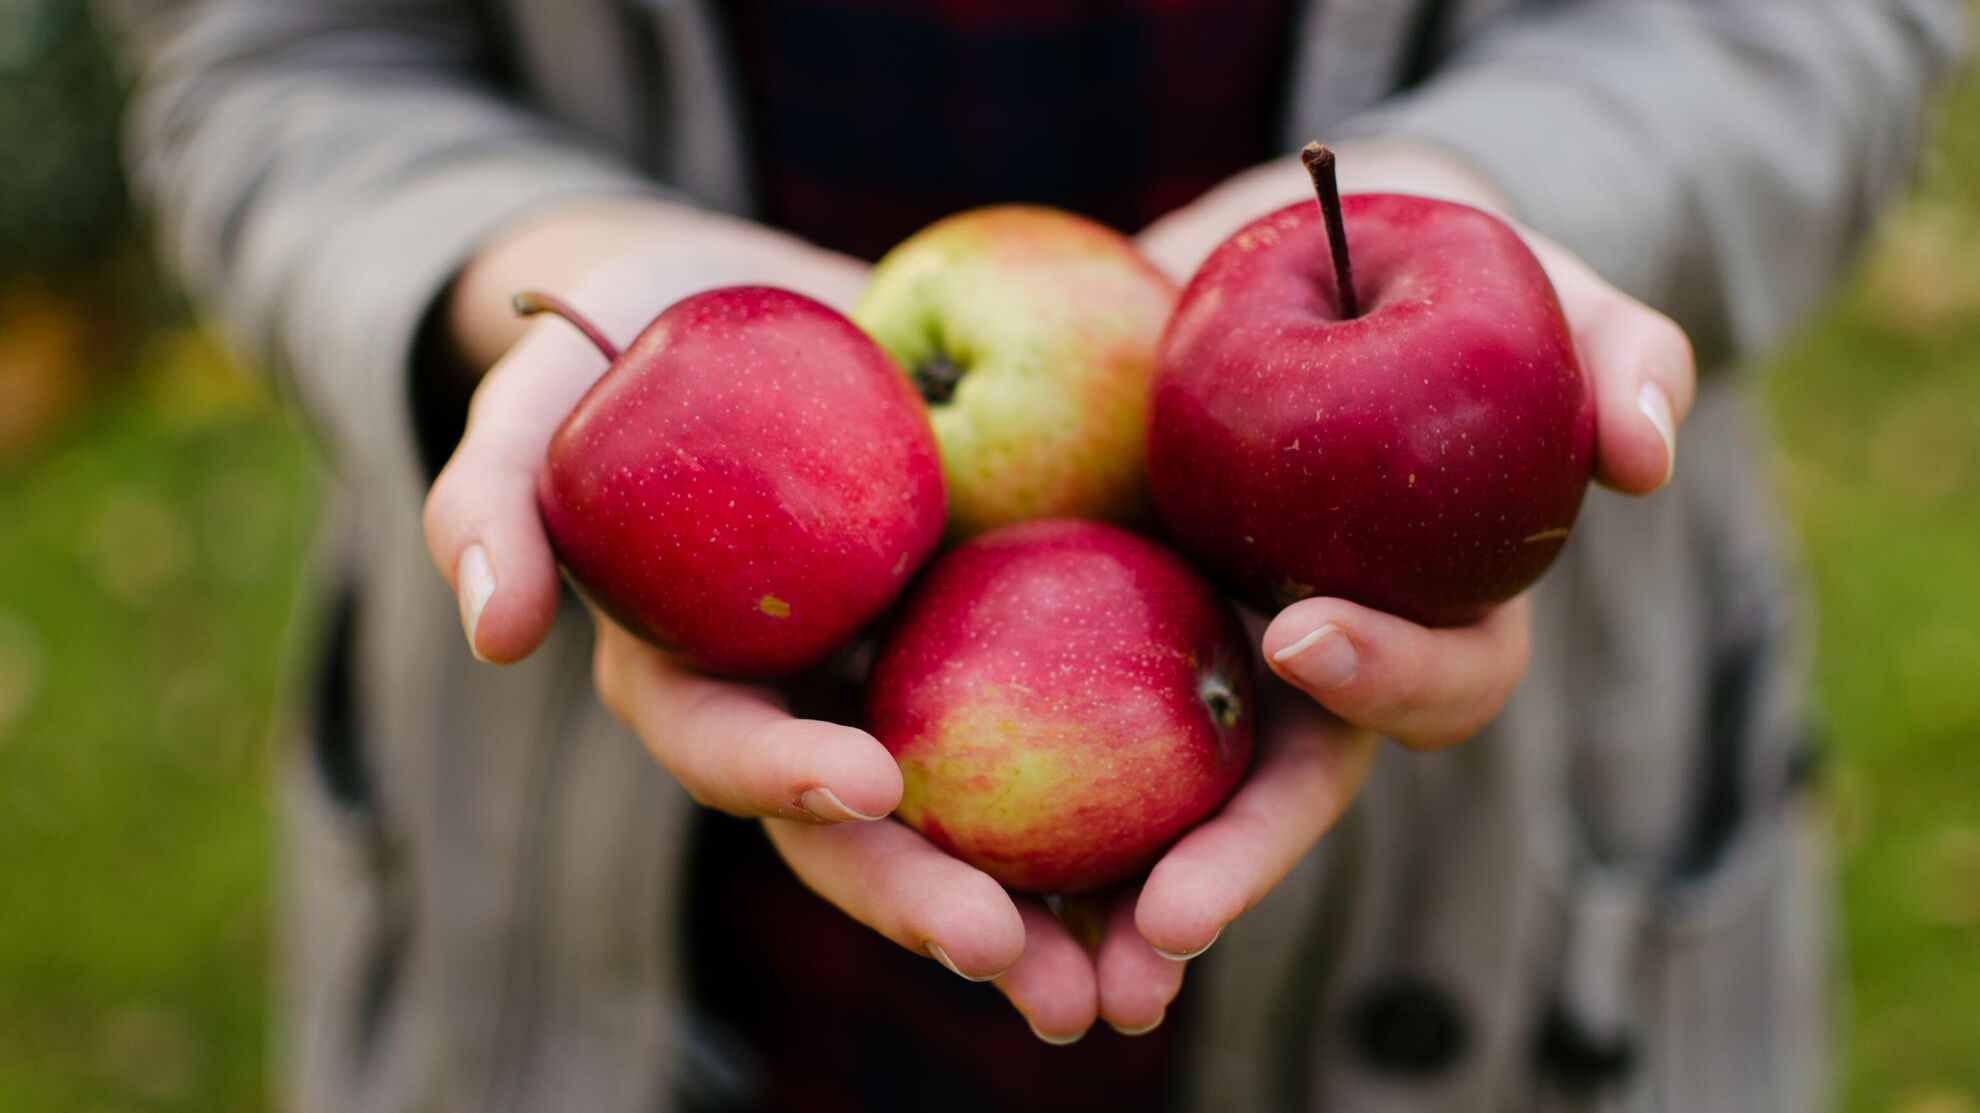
[[1086, 594, 1536, 1037], [1134, 137, 1693, 737], [421, 201, 1042, 1017], [424, 198, 871, 665], [422, 199, 906, 826], [1082, 139, 1702, 1038]]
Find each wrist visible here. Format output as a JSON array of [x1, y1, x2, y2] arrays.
[[444, 198, 799, 372], [1140, 140, 1518, 284], [1323, 136, 1514, 218], [1194, 139, 1513, 233]]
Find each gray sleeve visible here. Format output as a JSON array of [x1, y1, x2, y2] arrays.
[[103, 0, 671, 474], [1339, 0, 1970, 365]]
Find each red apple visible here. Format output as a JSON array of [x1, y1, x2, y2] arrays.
[[852, 207, 1177, 538], [866, 520, 1253, 894], [1148, 145, 1595, 627], [526, 286, 946, 677]]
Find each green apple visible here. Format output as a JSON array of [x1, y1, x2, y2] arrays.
[[853, 206, 1177, 538]]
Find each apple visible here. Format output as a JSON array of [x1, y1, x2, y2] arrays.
[[866, 519, 1253, 894], [524, 286, 946, 677], [852, 206, 1177, 539], [1147, 144, 1595, 627]]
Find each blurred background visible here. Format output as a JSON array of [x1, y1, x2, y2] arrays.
[[0, 2, 1973, 1110]]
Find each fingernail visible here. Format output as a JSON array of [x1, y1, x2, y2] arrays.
[[1027, 1018, 1087, 1046], [457, 544, 495, 662], [1110, 1011, 1167, 1037], [927, 942, 998, 983], [801, 786, 884, 823], [1271, 623, 1357, 690], [1637, 381, 1676, 485], [1152, 925, 1224, 963]]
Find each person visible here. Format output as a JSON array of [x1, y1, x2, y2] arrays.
[[106, 0, 1965, 1109]]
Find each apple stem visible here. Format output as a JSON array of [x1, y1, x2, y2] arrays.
[[1300, 142, 1360, 320], [512, 290, 621, 361]]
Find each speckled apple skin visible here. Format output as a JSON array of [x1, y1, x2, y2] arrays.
[[853, 206, 1177, 539], [539, 287, 946, 678], [866, 520, 1253, 894], [1149, 194, 1596, 627]]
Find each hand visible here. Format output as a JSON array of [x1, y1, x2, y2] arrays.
[[1087, 596, 1532, 1038], [423, 204, 1047, 1025], [423, 198, 870, 663], [422, 200, 903, 826], [1136, 138, 1692, 734], [1095, 139, 1701, 1036]]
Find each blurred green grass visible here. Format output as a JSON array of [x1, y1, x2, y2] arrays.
[[0, 321, 315, 1110], [0, 30, 1975, 1113], [1760, 55, 1980, 1110]]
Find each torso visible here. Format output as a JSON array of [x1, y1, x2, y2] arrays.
[[721, 0, 1301, 259]]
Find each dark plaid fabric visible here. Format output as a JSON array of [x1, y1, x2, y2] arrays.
[[722, 0, 1300, 260], [689, 3, 1296, 1108], [686, 813, 1188, 1113]]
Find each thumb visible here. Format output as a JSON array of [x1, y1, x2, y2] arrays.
[[1260, 595, 1530, 750], [1524, 235, 1696, 496], [422, 315, 613, 663]]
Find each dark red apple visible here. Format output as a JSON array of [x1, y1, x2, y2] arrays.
[[866, 519, 1253, 894], [1148, 145, 1595, 626], [526, 286, 946, 677]]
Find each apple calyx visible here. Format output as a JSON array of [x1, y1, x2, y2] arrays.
[[912, 349, 968, 405], [1197, 673, 1244, 733], [1299, 142, 1360, 321], [512, 290, 622, 360]]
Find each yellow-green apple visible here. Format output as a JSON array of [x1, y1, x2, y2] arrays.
[[1148, 145, 1595, 626], [852, 207, 1176, 538], [525, 286, 946, 677], [866, 519, 1253, 893]]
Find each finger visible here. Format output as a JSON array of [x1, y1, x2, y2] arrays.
[[994, 901, 1099, 1045], [1097, 890, 1184, 1036], [1261, 595, 1531, 750], [596, 622, 902, 822], [1581, 295, 1695, 494], [1532, 242, 1696, 495], [422, 319, 612, 662], [1137, 695, 1377, 960], [765, 817, 1025, 980]]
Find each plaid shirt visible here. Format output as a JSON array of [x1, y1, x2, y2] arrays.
[[689, 814, 1188, 1113], [723, 0, 1298, 260]]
